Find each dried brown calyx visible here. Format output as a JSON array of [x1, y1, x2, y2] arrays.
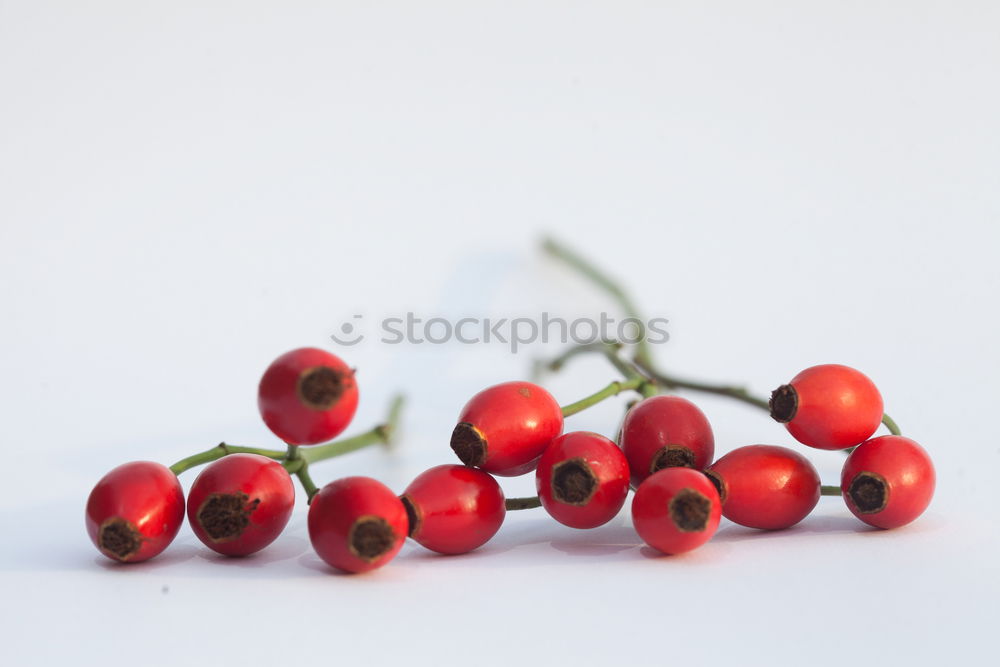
[[198, 492, 260, 541], [552, 458, 597, 505], [99, 518, 143, 561], [651, 446, 695, 472], [298, 366, 348, 410], [349, 516, 397, 561], [450, 423, 487, 467], [769, 384, 798, 423], [848, 472, 889, 514], [669, 488, 712, 532]]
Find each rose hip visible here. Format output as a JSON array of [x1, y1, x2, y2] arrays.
[[705, 445, 820, 530], [619, 395, 714, 486], [308, 476, 408, 574], [770, 364, 883, 450], [401, 465, 506, 554], [186, 454, 295, 557], [258, 347, 359, 445], [841, 435, 935, 529], [85, 461, 185, 563], [450, 381, 563, 476], [535, 431, 630, 529], [632, 467, 721, 555]]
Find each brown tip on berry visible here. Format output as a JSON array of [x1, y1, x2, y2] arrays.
[[703, 470, 726, 504], [400, 495, 420, 538], [551, 458, 597, 506], [198, 492, 259, 542], [651, 446, 695, 472], [669, 488, 712, 532], [297, 366, 347, 410], [848, 472, 889, 514], [99, 518, 143, 561], [769, 384, 798, 423], [348, 516, 396, 562], [450, 422, 487, 467]]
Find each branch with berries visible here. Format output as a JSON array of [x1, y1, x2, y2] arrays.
[[85, 239, 935, 572]]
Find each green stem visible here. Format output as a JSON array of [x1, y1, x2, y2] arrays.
[[170, 444, 285, 476], [543, 236, 772, 412], [547, 341, 623, 372], [300, 394, 405, 464], [505, 496, 542, 510], [168, 394, 406, 477], [882, 413, 901, 436], [282, 443, 302, 472], [639, 382, 660, 398], [296, 464, 320, 502], [637, 362, 771, 411], [821, 485, 841, 496], [542, 237, 654, 369], [561, 376, 648, 417]]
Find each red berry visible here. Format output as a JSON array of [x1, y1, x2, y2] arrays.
[[308, 476, 407, 574], [401, 465, 505, 554], [619, 395, 714, 486], [770, 364, 883, 450], [85, 461, 185, 563], [631, 467, 721, 555], [705, 445, 820, 530], [186, 454, 295, 557], [841, 435, 935, 529], [450, 381, 563, 476], [258, 347, 359, 445], [535, 431, 630, 529]]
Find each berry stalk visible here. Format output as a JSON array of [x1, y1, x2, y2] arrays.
[[882, 413, 901, 436], [505, 496, 543, 511], [542, 237, 905, 440], [169, 394, 405, 477], [560, 376, 649, 417]]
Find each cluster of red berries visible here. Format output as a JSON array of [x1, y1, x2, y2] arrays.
[[87, 345, 934, 572]]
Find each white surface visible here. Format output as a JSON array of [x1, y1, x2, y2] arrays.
[[2, 2, 998, 665]]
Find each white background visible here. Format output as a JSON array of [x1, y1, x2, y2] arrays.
[[2, 2, 998, 665]]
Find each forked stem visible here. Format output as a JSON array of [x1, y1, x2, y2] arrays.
[[168, 394, 406, 485]]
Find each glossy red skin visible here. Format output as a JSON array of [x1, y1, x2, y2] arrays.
[[308, 477, 408, 574], [535, 431, 630, 529], [631, 467, 721, 555], [841, 435, 935, 529], [258, 347, 359, 445], [186, 454, 295, 556], [85, 461, 185, 563], [619, 395, 714, 486], [401, 465, 506, 554], [707, 445, 820, 530], [455, 381, 563, 476], [781, 364, 883, 450]]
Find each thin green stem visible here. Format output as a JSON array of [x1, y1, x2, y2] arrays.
[[543, 237, 772, 413], [300, 394, 405, 464], [505, 496, 542, 510], [821, 485, 841, 496], [561, 376, 648, 417], [546, 341, 623, 372], [168, 394, 406, 478], [637, 362, 771, 411], [882, 413, 901, 436], [542, 237, 654, 369], [170, 444, 285, 476], [639, 382, 660, 398], [282, 443, 303, 473], [296, 464, 320, 502]]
